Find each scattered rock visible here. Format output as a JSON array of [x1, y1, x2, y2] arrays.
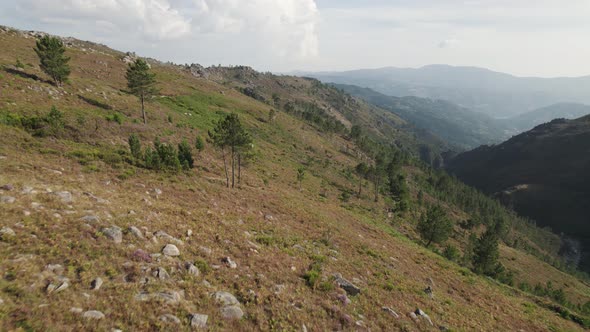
[[128, 226, 144, 239], [187, 229, 193, 237], [55, 191, 73, 203], [135, 290, 183, 305], [131, 249, 152, 262], [333, 273, 361, 296], [415, 308, 433, 326], [186, 263, 200, 276], [382, 307, 400, 318], [424, 285, 434, 298], [199, 246, 212, 256], [70, 307, 83, 314], [220, 305, 244, 320], [0, 196, 15, 204], [190, 313, 208, 329], [0, 227, 15, 239], [154, 231, 183, 245], [101, 226, 123, 244], [222, 256, 237, 269], [0, 184, 14, 191], [46, 279, 69, 294], [159, 314, 181, 324], [45, 264, 64, 275], [91, 277, 103, 290], [162, 244, 180, 257], [80, 215, 100, 223], [83, 192, 108, 204], [83, 310, 105, 320], [264, 214, 274, 221], [337, 294, 351, 306], [153, 267, 170, 280], [214, 291, 239, 306]]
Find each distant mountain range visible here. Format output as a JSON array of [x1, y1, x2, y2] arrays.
[[305, 65, 590, 118], [333, 83, 590, 150], [447, 115, 590, 269]]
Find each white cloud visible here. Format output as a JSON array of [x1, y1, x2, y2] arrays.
[[190, 0, 320, 58], [16, 0, 192, 40]]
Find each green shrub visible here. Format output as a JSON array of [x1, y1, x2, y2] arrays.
[[128, 134, 142, 160], [178, 139, 194, 170], [443, 245, 460, 262]]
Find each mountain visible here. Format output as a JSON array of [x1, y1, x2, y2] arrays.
[[447, 115, 590, 270], [306, 65, 590, 118], [333, 83, 509, 150], [1, 25, 589, 330], [502, 103, 590, 133]]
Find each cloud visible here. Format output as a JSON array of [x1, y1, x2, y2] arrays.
[[15, 0, 192, 40], [190, 0, 320, 58], [438, 38, 460, 49]]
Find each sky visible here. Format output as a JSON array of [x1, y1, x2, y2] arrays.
[[1, 0, 590, 77]]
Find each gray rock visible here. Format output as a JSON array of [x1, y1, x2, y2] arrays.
[[153, 267, 170, 280], [154, 231, 183, 245], [21, 186, 34, 194], [382, 307, 400, 318], [424, 285, 434, 298], [0, 227, 15, 238], [222, 256, 237, 269], [333, 273, 361, 296], [186, 263, 200, 276], [162, 244, 180, 256], [0, 196, 15, 204], [83, 310, 105, 320], [159, 314, 181, 324], [80, 215, 100, 223], [55, 191, 73, 203], [220, 305, 244, 320], [135, 290, 183, 304], [91, 277, 103, 290], [214, 291, 239, 306], [45, 264, 64, 275], [70, 307, 83, 313], [128, 226, 144, 239], [415, 308, 433, 326], [190, 313, 208, 328], [101, 226, 123, 244], [199, 246, 212, 256]]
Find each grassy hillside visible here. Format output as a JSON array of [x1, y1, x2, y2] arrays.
[[1, 26, 589, 331]]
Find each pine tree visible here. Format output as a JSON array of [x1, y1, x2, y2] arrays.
[[126, 59, 157, 124], [128, 134, 142, 160], [34, 36, 70, 87], [209, 113, 252, 188], [354, 162, 368, 197], [297, 167, 305, 191], [417, 205, 453, 247], [178, 139, 194, 170], [472, 223, 501, 276]]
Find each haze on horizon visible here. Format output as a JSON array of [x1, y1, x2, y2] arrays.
[[1, 0, 589, 78]]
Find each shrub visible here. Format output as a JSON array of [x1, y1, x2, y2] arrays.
[[128, 134, 142, 160], [443, 245, 460, 261], [178, 139, 194, 170]]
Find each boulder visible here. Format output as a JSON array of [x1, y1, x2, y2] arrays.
[[101, 226, 123, 244], [162, 244, 180, 257], [190, 313, 208, 328], [220, 305, 244, 320], [333, 273, 361, 296], [82, 310, 105, 320]]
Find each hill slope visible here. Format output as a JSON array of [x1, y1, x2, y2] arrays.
[[305, 65, 590, 118], [502, 103, 590, 133], [332, 84, 508, 150], [448, 116, 590, 272], [1, 26, 589, 331]]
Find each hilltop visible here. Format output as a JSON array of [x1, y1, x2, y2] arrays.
[[0, 26, 589, 331]]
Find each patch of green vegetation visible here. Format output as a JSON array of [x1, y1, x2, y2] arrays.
[[158, 93, 230, 130], [194, 259, 210, 274]]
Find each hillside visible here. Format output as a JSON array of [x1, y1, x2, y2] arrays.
[[304, 65, 590, 118], [502, 103, 590, 133], [1, 25, 590, 331], [332, 84, 508, 150], [448, 116, 590, 272]]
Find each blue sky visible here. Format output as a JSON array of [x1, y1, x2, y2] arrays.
[[1, 0, 589, 77]]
